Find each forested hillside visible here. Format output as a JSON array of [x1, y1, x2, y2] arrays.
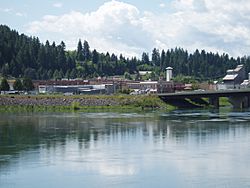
[[1, 24, 250, 80]]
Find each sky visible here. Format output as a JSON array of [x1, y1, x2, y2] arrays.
[[1, 0, 250, 58]]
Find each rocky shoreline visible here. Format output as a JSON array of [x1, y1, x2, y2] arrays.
[[0, 95, 169, 111], [0, 95, 121, 107]]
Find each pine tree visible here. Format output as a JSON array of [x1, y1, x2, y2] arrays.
[[13, 78, 23, 91], [152, 48, 160, 66], [22, 78, 34, 91], [92, 49, 99, 64], [53, 69, 61, 80], [83, 40, 91, 61], [0, 78, 10, 91], [142, 52, 149, 65], [70, 69, 77, 79], [76, 39, 84, 61], [160, 50, 166, 69]]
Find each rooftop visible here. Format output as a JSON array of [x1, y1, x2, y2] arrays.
[[223, 74, 238, 81], [166, 67, 173, 70], [223, 64, 244, 81], [139, 71, 152, 76]]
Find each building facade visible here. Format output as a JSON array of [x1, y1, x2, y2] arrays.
[[218, 64, 246, 90]]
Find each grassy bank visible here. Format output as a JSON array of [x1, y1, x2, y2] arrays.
[[219, 97, 231, 107], [0, 94, 176, 113]]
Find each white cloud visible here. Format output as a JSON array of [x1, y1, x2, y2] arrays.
[[1, 8, 26, 17], [27, 0, 147, 57], [3, 8, 12, 13], [27, 0, 250, 58], [16, 12, 23, 17], [0, 8, 13, 13], [53, 2, 63, 8], [160, 3, 166, 8]]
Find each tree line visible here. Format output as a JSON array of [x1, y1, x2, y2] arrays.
[[1, 24, 250, 81], [0, 77, 34, 91]]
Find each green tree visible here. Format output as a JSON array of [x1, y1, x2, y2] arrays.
[[83, 40, 91, 61], [0, 78, 10, 91], [53, 69, 62, 80], [150, 71, 158, 81], [152, 48, 160, 66], [83, 61, 96, 77], [24, 68, 37, 79], [1, 64, 10, 77], [92, 49, 99, 64], [47, 69, 53, 79], [142, 52, 150, 65], [135, 72, 141, 81], [57, 42, 66, 72], [70, 69, 77, 79], [59, 69, 64, 79], [76, 39, 84, 61], [160, 50, 165, 69], [124, 71, 132, 80], [22, 78, 34, 91], [37, 45, 46, 68], [65, 70, 70, 80], [13, 79, 23, 91]]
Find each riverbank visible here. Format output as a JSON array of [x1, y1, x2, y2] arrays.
[[0, 94, 173, 112]]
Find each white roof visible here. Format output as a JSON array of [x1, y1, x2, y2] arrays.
[[234, 67, 243, 72], [241, 80, 250, 86], [139, 71, 152, 75], [226, 70, 234, 74], [223, 74, 237, 81], [139, 81, 158, 84]]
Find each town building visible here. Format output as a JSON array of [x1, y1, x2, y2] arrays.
[[157, 80, 174, 93], [34, 66, 188, 95], [218, 64, 246, 90], [127, 81, 158, 94], [240, 73, 250, 88]]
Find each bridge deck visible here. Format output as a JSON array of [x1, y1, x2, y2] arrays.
[[158, 89, 250, 99]]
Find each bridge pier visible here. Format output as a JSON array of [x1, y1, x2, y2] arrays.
[[209, 97, 219, 108], [229, 96, 250, 109]]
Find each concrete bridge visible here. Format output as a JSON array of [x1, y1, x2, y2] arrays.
[[158, 89, 250, 109]]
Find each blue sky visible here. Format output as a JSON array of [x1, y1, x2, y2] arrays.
[[1, 0, 250, 57], [0, 0, 171, 29]]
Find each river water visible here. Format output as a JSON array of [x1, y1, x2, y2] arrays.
[[0, 109, 250, 188]]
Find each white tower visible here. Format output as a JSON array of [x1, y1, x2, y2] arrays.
[[166, 67, 173, 82]]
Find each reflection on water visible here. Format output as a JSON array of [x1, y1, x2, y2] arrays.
[[0, 110, 250, 188]]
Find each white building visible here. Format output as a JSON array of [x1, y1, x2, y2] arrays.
[[166, 67, 173, 82], [218, 64, 245, 90]]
